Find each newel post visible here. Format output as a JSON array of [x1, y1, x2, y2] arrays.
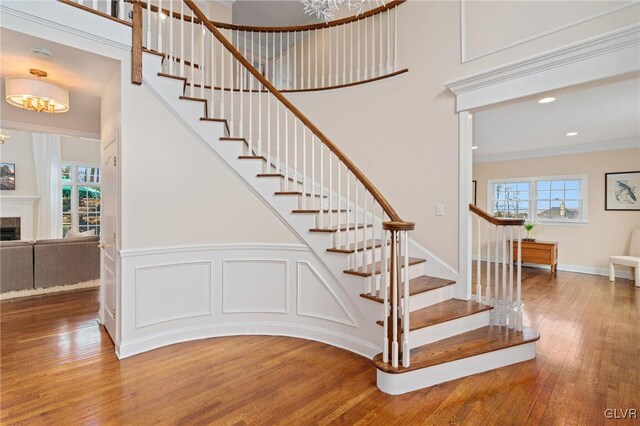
[[131, 0, 143, 85]]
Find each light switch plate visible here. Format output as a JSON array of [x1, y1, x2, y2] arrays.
[[436, 204, 444, 216]]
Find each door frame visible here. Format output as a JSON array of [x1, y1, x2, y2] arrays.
[[100, 129, 120, 343], [446, 25, 640, 295]]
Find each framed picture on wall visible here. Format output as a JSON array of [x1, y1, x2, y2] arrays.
[[472, 180, 477, 206], [605, 171, 640, 211], [0, 163, 15, 190]]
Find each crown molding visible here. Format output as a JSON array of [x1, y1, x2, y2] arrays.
[[473, 137, 640, 164], [446, 24, 640, 111]]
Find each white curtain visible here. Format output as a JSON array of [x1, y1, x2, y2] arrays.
[[32, 133, 62, 240]]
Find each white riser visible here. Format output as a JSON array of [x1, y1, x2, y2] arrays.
[[408, 310, 490, 349], [409, 284, 455, 312], [376, 342, 537, 395]]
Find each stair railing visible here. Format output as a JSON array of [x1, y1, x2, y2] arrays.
[[469, 204, 524, 331], [59, 0, 415, 369], [132, 0, 405, 91]]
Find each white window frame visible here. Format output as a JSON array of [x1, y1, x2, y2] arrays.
[[487, 174, 589, 225], [61, 162, 101, 235]]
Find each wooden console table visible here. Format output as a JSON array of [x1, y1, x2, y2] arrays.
[[512, 240, 558, 276]]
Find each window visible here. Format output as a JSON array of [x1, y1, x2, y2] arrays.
[[61, 164, 101, 236], [488, 175, 587, 223], [491, 181, 530, 219]]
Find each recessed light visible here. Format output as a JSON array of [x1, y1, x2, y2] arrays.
[[538, 97, 556, 104], [30, 46, 53, 58], [566, 132, 578, 136], [472, 146, 478, 150]]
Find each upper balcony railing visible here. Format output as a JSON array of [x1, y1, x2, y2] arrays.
[[62, 0, 406, 92]]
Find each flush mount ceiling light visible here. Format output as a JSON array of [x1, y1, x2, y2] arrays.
[[5, 69, 69, 114], [472, 146, 479, 150], [538, 97, 556, 104], [566, 132, 578, 136]]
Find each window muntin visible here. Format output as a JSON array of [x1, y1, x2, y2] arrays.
[[491, 181, 530, 219], [61, 164, 101, 236], [488, 176, 586, 223]]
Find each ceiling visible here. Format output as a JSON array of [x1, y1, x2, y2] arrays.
[[232, 1, 322, 27], [473, 77, 640, 162], [0, 28, 118, 138]]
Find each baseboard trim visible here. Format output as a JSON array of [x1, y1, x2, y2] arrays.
[[117, 321, 380, 360], [0, 279, 100, 301], [472, 255, 633, 280]]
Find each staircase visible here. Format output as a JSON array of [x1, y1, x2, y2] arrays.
[[61, 0, 539, 395]]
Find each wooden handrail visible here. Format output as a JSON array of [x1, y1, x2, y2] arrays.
[[137, 0, 405, 32], [184, 0, 413, 230], [469, 204, 525, 226]]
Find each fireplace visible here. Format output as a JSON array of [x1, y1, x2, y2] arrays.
[[0, 217, 21, 241]]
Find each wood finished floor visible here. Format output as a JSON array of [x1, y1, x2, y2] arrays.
[[1, 267, 638, 424]]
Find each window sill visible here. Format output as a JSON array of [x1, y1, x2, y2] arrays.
[[535, 221, 588, 227]]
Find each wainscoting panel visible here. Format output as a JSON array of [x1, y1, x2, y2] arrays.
[[118, 244, 381, 360], [296, 261, 357, 327], [135, 261, 212, 328], [222, 259, 288, 314]]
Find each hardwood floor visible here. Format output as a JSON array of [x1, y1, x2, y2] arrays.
[[1, 267, 638, 424]]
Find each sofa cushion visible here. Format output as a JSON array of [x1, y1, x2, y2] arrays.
[[0, 242, 34, 292], [34, 237, 100, 288]]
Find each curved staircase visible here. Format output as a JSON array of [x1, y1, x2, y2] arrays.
[[61, 0, 539, 395]]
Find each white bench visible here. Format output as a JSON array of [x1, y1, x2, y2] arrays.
[[609, 228, 640, 286]]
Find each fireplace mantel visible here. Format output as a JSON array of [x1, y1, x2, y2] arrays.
[[0, 195, 39, 241]]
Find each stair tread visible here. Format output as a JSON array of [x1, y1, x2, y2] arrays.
[[344, 257, 426, 277], [375, 299, 491, 330], [238, 155, 266, 160], [158, 72, 187, 82], [327, 239, 388, 254], [292, 209, 349, 214], [373, 326, 540, 374], [360, 275, 456, 303], [310, 223, 373, 233], [275, 191, 327, 198]]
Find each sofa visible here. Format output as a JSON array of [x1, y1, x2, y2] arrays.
[[0, 241, 34, 292], [0, 236, 100, 293]]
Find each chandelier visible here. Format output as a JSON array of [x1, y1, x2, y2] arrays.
[[4, 69, 69, 114], [300, 0, 379, 21]]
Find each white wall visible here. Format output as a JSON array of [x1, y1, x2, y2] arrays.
[[286, 0, 640, 270], [473, 148, 640, 277]]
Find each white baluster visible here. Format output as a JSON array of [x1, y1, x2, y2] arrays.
[[267, 93, 271, 173], [200, 23, 204, 99], [502, 225, 507, 326], [509, 226, 514, 329], [258, 34, 263, 156], [301, 126, 306, 209], [276, 100, 280, 172], [180, 1, 185, 77], [168, 0, 174, 74], [328, 26, 332, 86], [284, 109, 288, 190], [146, 0, 151, 49], [311, 134, 316, 208], [210, 34, 215, 118], [293, 31, 297, 90], [250, 31, 254, 149], [354, 182, 359, 270], [220, 30, 225, 119], [394, 6, 398, 71], [477, 215, 482, 303], [229, 32, 234, 134], [362, 191, 367, 274], [379, 12, 383, 77], [364, 17, 368, 79], [272, 32, 276, 84], [189, 13, 194, 97], [300, 31, 304, 90], [357, 20, 361, 81], [336, 162, 341, 248], [516, 227, 522, 331], [279, 32, 283, 89], [391, 231, 399, 368], [321, 28, 325, 87], [494, 225, 500, 326], [314, 29, 318, 88], [350, 22, 354, 83], [335, 25, 339, 85], [402, 230, 410, 367], [328, 151, 333, 230], [239, 32, 244, 138], [371, 13, 375, 78], [107, 0, 112, 19], [307, 30, 311, 89], [119, 0, 125, 23], [486, 222, 492, 313], [342, 24, 346, 85], [370, 197, 377, 296], [346, 173, 351, 264], [386, 10, 391, 74], [319, 142, 324, 227], [293, 118, 297, 195], [157, 0, 162, 52], [382, 227, 389, 363]]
